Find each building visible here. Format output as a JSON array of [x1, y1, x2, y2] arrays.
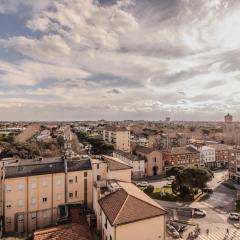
[[0, 157, 93, 234], [209, 144, 233, 168], [199, 146, 216, 168], [229, 148, 240, 184], [113, 150, 145, 179], [99, 181, 167, 240], [102, 126, 130, 152], [133, 145, 164, 176], [91, 156, 167, 240], [163, 145, 200, 170], [225, 113, 233, 123]]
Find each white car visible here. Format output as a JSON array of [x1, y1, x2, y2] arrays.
[[193, 208, 206, 217], [166, 181, 173, 186], [229, 212, 240, 220], [136, 181, 149, 187], [167, 176, 175, 181]]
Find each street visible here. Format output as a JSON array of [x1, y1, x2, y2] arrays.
[[150, 170, 240, 239]]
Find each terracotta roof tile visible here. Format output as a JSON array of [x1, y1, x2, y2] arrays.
[[99, 182, 166, 226], [34, 223, 91, 240]]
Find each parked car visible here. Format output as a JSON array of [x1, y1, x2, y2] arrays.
[[167, 176, 176, 181], [166, 181, 173, 186], [166, 224, 180, 238], [229, 212, 240, 220], [193, 208, 206, 217], [203, 187, 213, 194], [136, 181, 149, 187]]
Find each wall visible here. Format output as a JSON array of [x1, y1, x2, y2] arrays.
[[107, 169, 131, 182], [116, 215, 165, 240]]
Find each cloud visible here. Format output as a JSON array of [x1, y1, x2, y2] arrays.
[[0, 0, 240, 120]]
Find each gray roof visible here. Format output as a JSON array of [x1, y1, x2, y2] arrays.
[[114, 150, 142, 161], [5, 159, 92, 178]]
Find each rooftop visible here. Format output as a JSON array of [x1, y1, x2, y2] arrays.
[[98, 181, 166, 226], [171, 146, 199, 155], [4, 158, 92, 178], [102, 155, 132, 171], [134, 145, 155, 154], [114, 149, 142, 161]]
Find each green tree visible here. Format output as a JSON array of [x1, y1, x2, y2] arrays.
[[57, 135, 65, 148]]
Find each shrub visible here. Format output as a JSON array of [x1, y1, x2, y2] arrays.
[[144, 185, 154, 194]]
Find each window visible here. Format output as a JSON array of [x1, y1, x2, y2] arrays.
[[6, 217, 11, 225], [110, 236, 112, 240], [31, 212, 37, 219], [42, 197, 47, 203], [69, 192, 73, 199], [42, 180, 47, 187], [6, 202, 11, 208], [18, 199, 24, 207], [57, 193, 61, 201], [69, 178, 74, 184], [154, 157, 157, 163], [6, 184, 11, 192], [31, 197, 36, 205], [97, 164, 99, 169], [31, 181, 37, 189], [18, 183, 24, 191], [75, 176, 78, 183], [75, 191, 78, 197], [105, 218, 107, 229], [84, 172, 87, 177], [97, 175, 101, 181]]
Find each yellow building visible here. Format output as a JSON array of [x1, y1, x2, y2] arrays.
[[91, 155, 167, 240], [1, 157, 92, 234], [102, 126, 130, 152]]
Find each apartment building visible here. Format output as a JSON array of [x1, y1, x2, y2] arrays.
[[209, 144, 233, 168], [113, 150, 145, 179], [1, 157, 93, 234], [133, 145, 164, 176], [199, 146, 216, 168], [163, 145, 200, 170], [229, 148, 240, 184], [102, 126, 130, 152], [91, 156, 167, 240]]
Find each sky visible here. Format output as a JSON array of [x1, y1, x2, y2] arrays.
[[0, 0, 240, 121]]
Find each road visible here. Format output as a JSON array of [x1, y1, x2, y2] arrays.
[[151, 170, 239, 239]]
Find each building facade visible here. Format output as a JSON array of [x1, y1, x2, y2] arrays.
[[1, 157, 93, 234], [199, 146, 216, 168], [163, 145, 200, 170], [134, 145, 164, 176], [102, 127, 130, 152], [113, 150, 145, 179]]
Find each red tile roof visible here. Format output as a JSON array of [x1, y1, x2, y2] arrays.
[[98, 182, 166, 226], [34, 223, 92, 240]]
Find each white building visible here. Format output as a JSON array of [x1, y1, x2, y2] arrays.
[[199, 146, 215, 168], [113, 150, 145, 179]]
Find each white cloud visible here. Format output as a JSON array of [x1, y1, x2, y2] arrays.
[[0, 0, 240, 120]]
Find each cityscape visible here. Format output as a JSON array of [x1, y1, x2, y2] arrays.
[[0, 0, 240, 240]]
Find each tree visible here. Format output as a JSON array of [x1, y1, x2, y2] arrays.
[[57, 135, 65, 148], [144, 185, 154, 194], [202, 129, 210, 135], [166, 166, 213, 196]]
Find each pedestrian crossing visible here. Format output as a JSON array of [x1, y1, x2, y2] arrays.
[[199, 229, 240, 240]]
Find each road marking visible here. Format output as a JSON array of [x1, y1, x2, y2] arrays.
[[199, 229, 240, 240]]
